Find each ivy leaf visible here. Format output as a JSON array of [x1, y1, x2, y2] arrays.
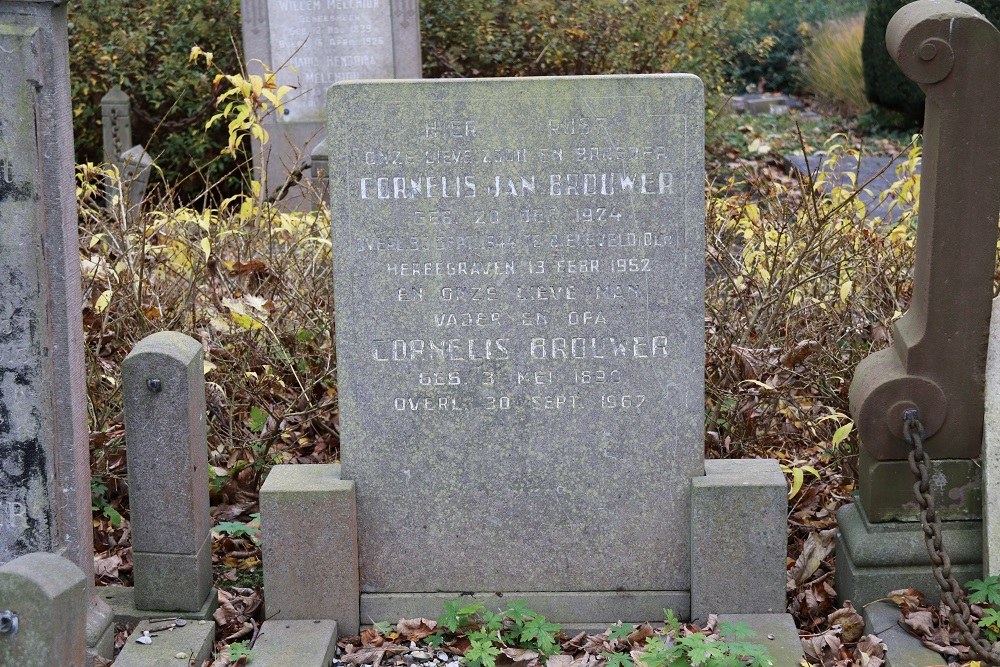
[[718, 621, 753, 641], [967, 577, 1000, 607], [609, 623, 637, 641], [604, 653, 634, 667], [465, 632, 501, 667]]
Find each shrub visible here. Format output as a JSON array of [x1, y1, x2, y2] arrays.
[[802, 14, 869, 116], [420, 0, 744, 92], [862, 0, 1000, 127], [727, 0, 865, 94], [705, 136, 920, 460], [68, 0, 243, 200]]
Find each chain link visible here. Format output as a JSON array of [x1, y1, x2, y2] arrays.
[[903, 411, 1000, 664]]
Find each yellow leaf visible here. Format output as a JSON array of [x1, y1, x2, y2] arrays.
[[230, 310, 262, 330], [204, 360, 217, 375], [94, 289, 113, 314], [788, 467, 804, 499], [832, 422, 853, 447], [200, 237, 211, 260], [839, 279, 853, 302]]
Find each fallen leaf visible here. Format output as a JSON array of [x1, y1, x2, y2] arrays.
[[395, 617, 438, 642], [502, 647, 540, 663], [828, 601, 865, 643]]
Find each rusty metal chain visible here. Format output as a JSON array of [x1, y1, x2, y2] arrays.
[[903, 410, 1000, 664]]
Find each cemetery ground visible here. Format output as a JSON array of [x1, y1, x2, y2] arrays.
[[78, 87, 977, 667]]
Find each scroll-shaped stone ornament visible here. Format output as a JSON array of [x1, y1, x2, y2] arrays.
[[849, 0, 1000, 460]]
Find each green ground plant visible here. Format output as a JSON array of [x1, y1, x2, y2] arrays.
[[422, 601, 772, 667], [967, 575, 1000, 640]]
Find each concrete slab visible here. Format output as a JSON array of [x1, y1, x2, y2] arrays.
[[113, 620, 215, 667], [360, 591, 691, 626], [863, 601, 944, 667], [99, 585, 218, 625], [718, 614, 804, 667], [250, 620, 338, 666]]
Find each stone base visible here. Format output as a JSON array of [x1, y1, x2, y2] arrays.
[[133, 532, 214, 613], [835, 501, 982, 606], [99, 585, 219, 625], [113, 619, 215, 667], [863, 601, 943, 667], [360, 591, 691, 625], [858, 450, 981, 522], [251, 620, 338, 666], [690, 459, 787, 621], [261, 464, 359, 635], [718, 614, 804, 666], [86, 597, 116, 663]]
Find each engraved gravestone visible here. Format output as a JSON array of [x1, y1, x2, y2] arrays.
[[241, 0, 421, 208], [331, 76, 705, 615]]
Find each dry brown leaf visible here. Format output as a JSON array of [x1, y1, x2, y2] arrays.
[[900, 609, 935, 638], [802, 628, 843, 662], [94, 554, 122, 579], [788, 529, 837, 586], [546, 654, 574, 667], [828, 601, 865, 643], [395, 617, 438, 641], [502, 647, 540, 663], [885, 588, 924, 612], [361, 627, 385, 646], [626, 623, 655, 645], [570, 654, 599, 667], [341, 647, 386, 666]]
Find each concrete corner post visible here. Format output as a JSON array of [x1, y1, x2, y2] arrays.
[[261, 464, 359, 635], [123, 332, 213, 613], [101, 85, 132, 169], [0, 552, 87, 667], [840, 0, 1000, 606], [119, 145, 154, 224], [0, 0, 113, 658], [690, 459, 787, 621]]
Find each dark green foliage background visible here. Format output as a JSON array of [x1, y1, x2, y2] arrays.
[[727, 0, 865, 94], [862, 0, 1000, 126], [68, 0, 243, 199], [419, 0, 741, 90]]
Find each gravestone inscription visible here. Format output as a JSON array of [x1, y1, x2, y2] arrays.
[[267, 0, 394, 123], [241, 0, 421, 208], [331, 76, 705, 602]]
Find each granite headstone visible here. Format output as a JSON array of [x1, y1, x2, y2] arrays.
[[241, 0, 421, 208], [330, 75, 705, 612]]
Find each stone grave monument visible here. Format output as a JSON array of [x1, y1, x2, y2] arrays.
[[240, 0, 422, 208], [259, 74, 792, 644], [837, 0, 1000, 618], [0, 0, 113, 660]]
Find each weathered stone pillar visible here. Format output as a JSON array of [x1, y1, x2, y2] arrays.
[[0, 0, 112, 657], [119, 145, 154, 224], [123, 332, 214, 614], [0, 552, 88, 667], [838, 0, 1000, 607], [101, 85, 132, 168]]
